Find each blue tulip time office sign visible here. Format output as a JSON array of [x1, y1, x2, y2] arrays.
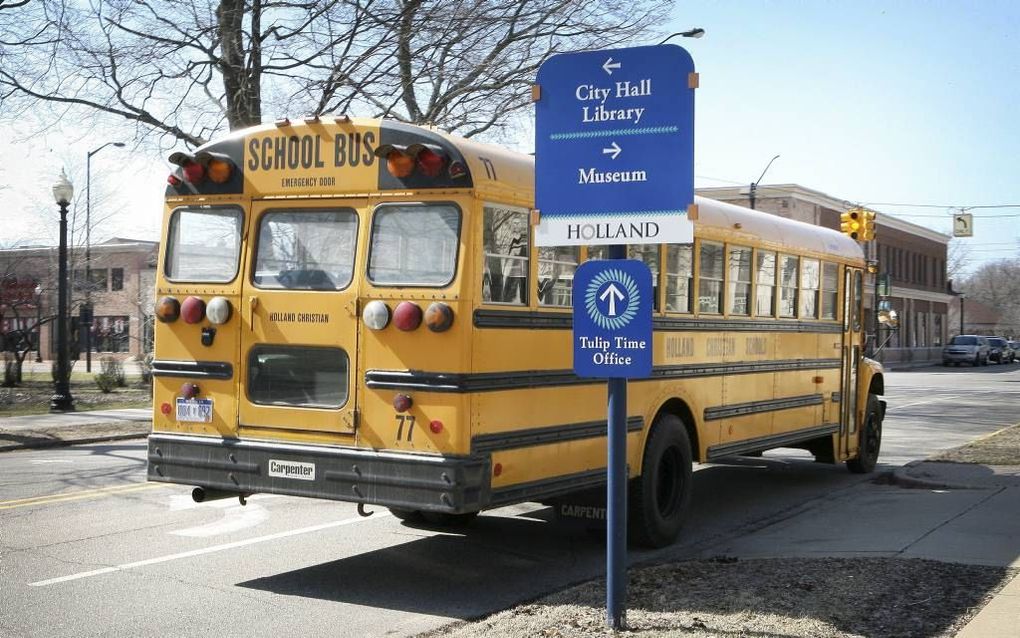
[[573, 259, 652, 378]]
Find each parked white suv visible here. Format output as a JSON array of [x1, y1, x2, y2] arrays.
[[942, 335, 990, 367]]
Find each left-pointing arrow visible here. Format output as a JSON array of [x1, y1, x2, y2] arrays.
[[602, 57, 622, 75], [602, 142, 622, 160]]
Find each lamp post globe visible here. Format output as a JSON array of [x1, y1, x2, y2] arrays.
[[50, 170, 76, 412]]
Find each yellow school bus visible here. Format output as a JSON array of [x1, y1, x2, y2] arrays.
[[148, 116, 884, 547]]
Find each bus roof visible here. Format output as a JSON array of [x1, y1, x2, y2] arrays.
[[693, 195, 865, 263]]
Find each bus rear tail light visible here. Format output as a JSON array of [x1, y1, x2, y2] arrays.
[[412, 146, 446, 178], [424, 302, 454, 332], [429, 420, 443, 434], [206, 296, 232, 324], [377, 143, 448, 179], [393, 394, 413, 412], [363, 300, 391, 330], [383, 146, 415, 178], [181, 296, 206, 324], [155, 296, 181, 323], [393, 301, 422, 331], [168, 151, 234, 185]]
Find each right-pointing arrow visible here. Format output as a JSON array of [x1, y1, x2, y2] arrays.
[[602, 142, 621, 160]]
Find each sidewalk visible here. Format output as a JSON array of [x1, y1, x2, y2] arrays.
[[0, 407, 150, 451]]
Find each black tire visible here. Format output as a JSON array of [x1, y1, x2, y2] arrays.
[[629, 413, 693, 548], [847, 394, 882, 474], [974, 355, 980, 367]]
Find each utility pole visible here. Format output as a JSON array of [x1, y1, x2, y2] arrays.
[[749, 154, 780, 210]]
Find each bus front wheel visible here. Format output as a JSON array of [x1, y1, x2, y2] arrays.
[[629, 413, 693, 548], [846, 394, 883, 474]]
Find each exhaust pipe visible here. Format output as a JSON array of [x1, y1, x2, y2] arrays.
[[192, 487, 249, 503]]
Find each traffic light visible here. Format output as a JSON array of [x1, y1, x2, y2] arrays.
[[840, 209, 862, 240], [860, 209, 877, 241]]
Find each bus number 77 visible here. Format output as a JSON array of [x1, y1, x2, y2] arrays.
[[395, 414, 415, 442]]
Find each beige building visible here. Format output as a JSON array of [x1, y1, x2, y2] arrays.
[[698, 184, 954, 368], [0, 238, 157, 362]]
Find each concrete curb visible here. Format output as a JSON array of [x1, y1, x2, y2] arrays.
[[0, 423, 149, 452]]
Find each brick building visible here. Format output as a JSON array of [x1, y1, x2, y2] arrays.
[[697, 184, 953, 367], [0, 238, 157, 362]]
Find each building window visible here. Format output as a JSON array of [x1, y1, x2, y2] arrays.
[[665, 244, 693, 313], [91, 316, 129, 353], [111, 268, 124, 291], [90, 268, 108, 291], [933, 314, 943, 346]]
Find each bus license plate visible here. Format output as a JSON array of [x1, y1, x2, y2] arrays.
[[176, 398, 213, 423]]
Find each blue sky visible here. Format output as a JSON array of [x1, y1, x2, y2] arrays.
[[2, 1, 1018, 273]]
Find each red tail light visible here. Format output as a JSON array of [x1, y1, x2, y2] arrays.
[[415, 148, 446, 177], [182, 161, 205, 184]]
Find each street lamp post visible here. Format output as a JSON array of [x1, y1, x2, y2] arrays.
[[85, 141, 125, 372], [51, 171, 75, 412], [749, 154, 780, 210], [34, 284, 43, 363], [960, 293, 966, 335]]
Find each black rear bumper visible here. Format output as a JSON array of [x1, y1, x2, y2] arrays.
[[147, 433, 492, 513]]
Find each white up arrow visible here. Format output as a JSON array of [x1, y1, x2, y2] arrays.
[[602, 57, 622, 75], [600, 283, 626, 316], [602, 142, 621, 160]]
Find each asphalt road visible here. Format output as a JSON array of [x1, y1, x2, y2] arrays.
[[2, 365, 1017, 637]]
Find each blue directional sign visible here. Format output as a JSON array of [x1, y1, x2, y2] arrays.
[[573, 260, 653, 378], [535, 45, 695, 247]]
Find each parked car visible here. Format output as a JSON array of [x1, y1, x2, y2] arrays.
[[941, 335, 990, 366], [987, 337, 1015, 363]]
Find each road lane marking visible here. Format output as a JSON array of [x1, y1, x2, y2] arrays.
[[170, 503, 270, 537], [0, 483, 165, 510], [29, 512, 390, 587]]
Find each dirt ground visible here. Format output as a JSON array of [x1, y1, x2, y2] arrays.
[[0, 377, 151, 415], [423, 425, 1020, 638]]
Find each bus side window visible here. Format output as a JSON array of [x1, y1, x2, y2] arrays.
[[728, 245, 752, 316], [698, 241, 724, 314], [755, 250, 777, 317], [800, 258, 820, 319], [666, 244, 693, 313], [821, 262, 838, 320], [482, 205, 529, 305], [538, 246, 579, 307], [629, 245, 660, 311], [778, 254, 799, 318]]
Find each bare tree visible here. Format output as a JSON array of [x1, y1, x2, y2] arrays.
[[959, 259, 1020, 336], [1, 0, 669, 148]]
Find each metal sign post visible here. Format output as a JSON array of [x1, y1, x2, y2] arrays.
[[535, 44, 696, 630], [573, 257, 652, 628]]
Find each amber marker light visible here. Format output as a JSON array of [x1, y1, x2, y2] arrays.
[[424, 302, 454, 332], [206, 157, 232, 184], [386, 151, 415, 178], [155, 296, 181, 323]]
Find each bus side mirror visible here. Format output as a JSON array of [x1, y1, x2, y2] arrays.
[[877, 300, 899, 328]]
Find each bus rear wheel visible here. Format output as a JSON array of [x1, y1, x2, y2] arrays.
[[847, 394, 883, 474], [629, 413, 693, 548]]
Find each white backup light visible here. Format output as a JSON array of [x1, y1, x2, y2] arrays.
[[363, 300, 391, 330], [206, 296, 233, 324]]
